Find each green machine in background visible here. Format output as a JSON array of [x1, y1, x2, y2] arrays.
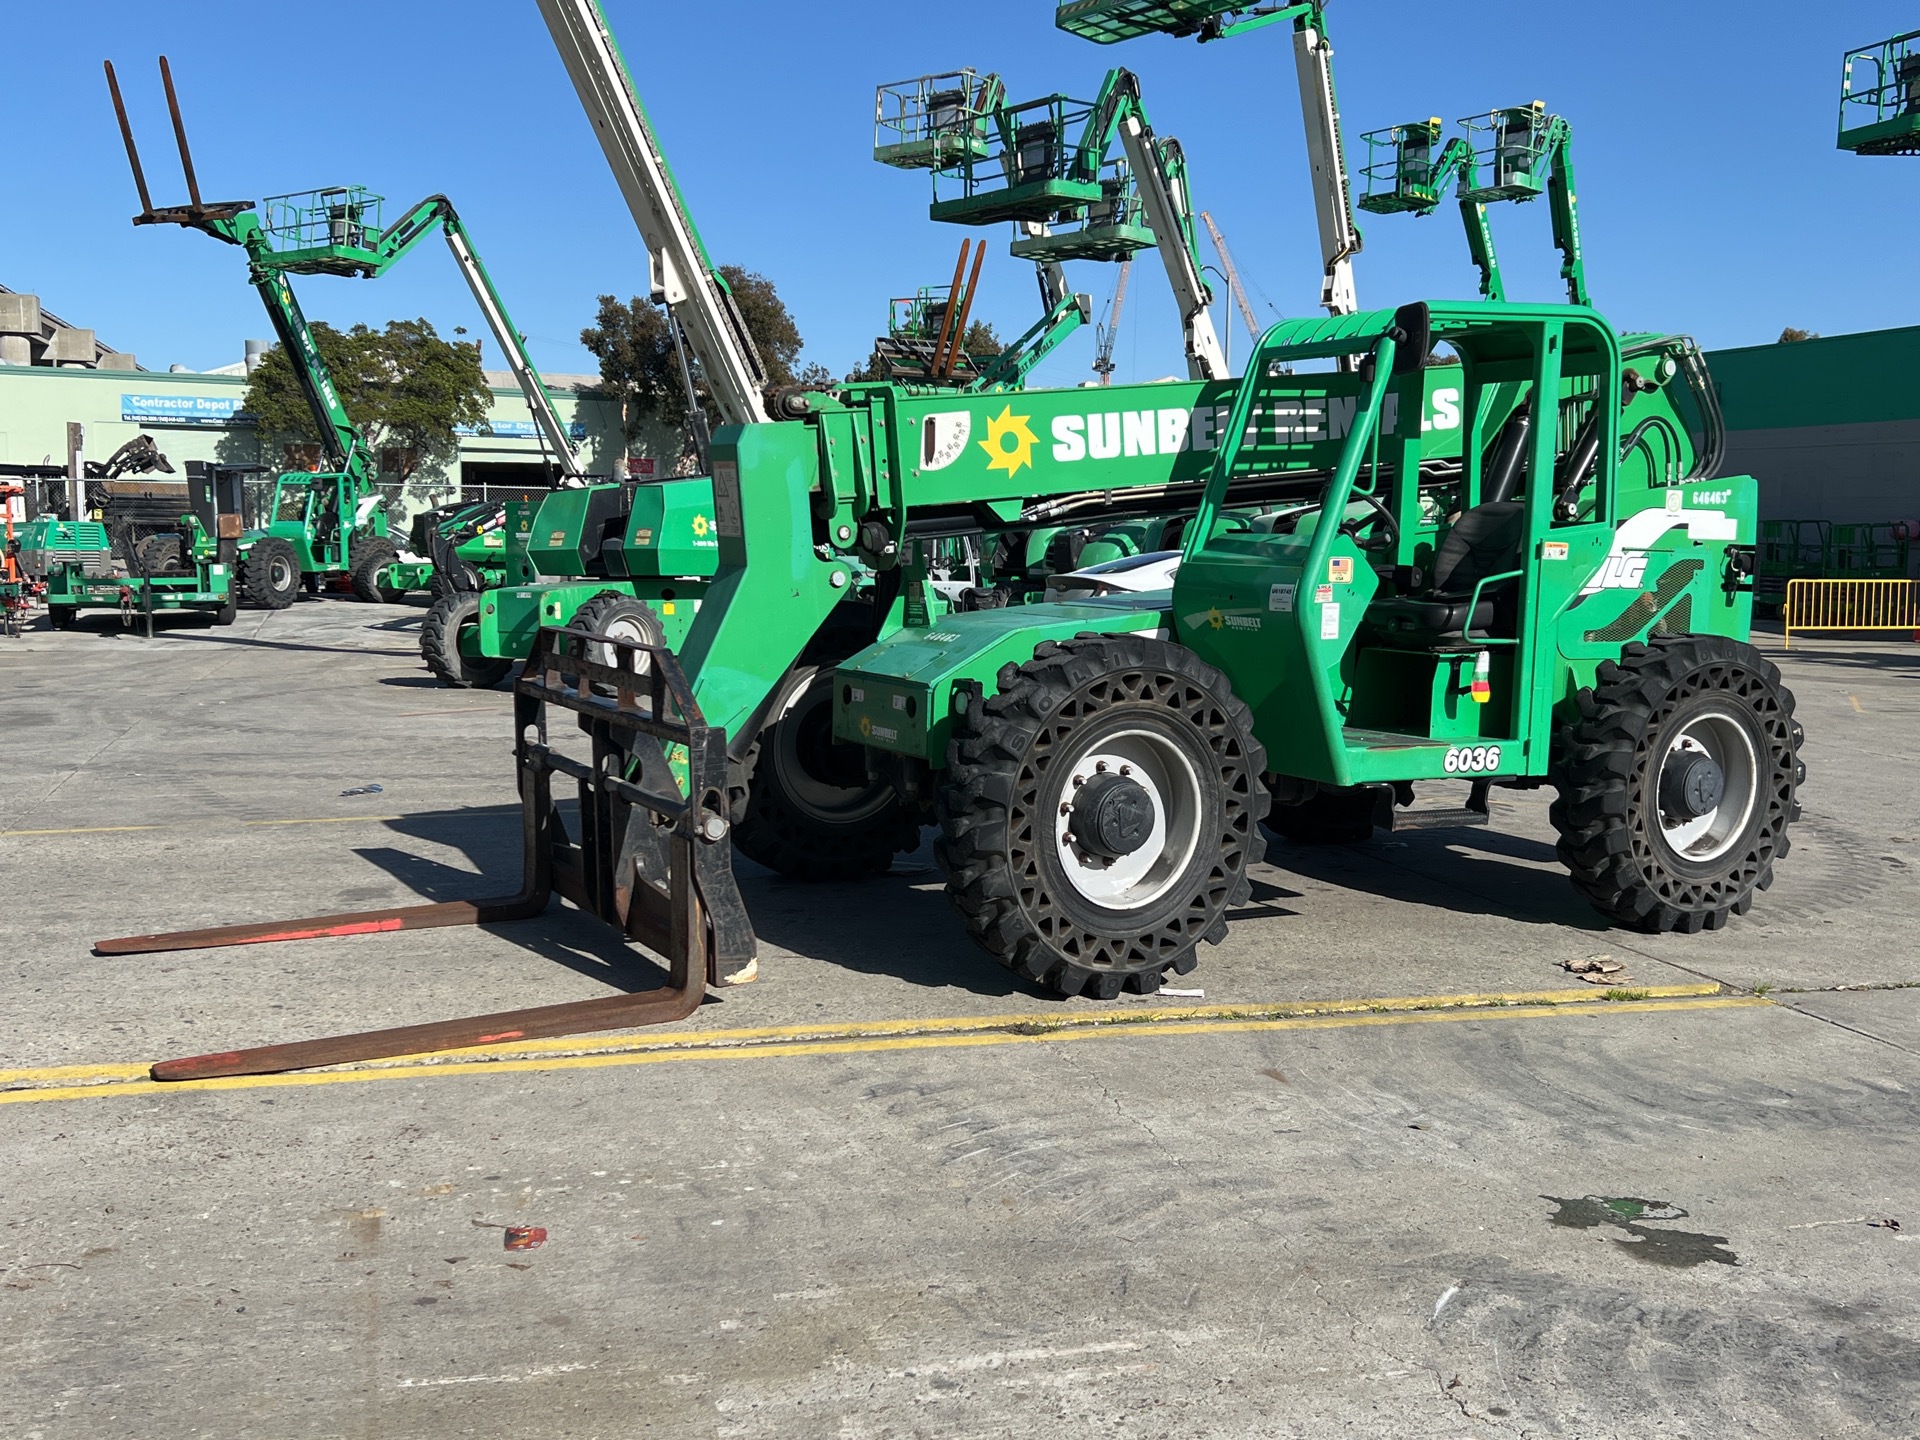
[[1359, 102, 1586, 306], [423, 475, 721, 689], [21, 462, 253, 630], [105, 58, 588, 611]]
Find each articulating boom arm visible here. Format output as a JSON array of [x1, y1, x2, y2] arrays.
[[252, 270, 373, 477], [1358, 127, 1505, 302], [1461, 105, 1586, 307], [975, 255, 1094, 389], [1441, 139, 1504, 303], [1538, 117, 1587, 308], [357, 195, 585, 482], [1360, 106, 1585, 307], [535, 0, 772, 426], [1083, 69, 1229, 380]]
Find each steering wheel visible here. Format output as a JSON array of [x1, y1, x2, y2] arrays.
[[1337, 492, 1400, 548]]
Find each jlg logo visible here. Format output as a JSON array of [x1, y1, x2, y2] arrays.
[[1580, 554, 1648, 596]]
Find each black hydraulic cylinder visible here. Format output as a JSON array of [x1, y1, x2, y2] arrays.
[[1481, 404, 1532, 505]]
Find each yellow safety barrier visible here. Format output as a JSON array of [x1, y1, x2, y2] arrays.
[[1783, 578, 1920, 648]]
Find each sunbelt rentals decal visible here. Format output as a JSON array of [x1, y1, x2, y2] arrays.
[[917, 386, 1465, 474]]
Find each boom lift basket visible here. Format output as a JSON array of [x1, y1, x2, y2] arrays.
[[259, 187, 389, 275], [1458, 103, 1555, 202], [1839, 30, 1920, 154], [1358, 120, 1450, 213], [1056, 0, 1275, 43], [929, 94, 1109, 226], [890, 287, 956, 343], [875, 70, 1003, 169], [94, 626, 756, 1080], [1008, 159, 1158, 262]]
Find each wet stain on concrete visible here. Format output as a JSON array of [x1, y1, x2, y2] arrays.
[[1545, 1195, 1739, 1268]]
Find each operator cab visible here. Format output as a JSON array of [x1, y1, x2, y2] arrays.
[[1173, 300, 1715, 783]]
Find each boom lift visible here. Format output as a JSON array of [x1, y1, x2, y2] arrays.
[[1359, 104, 1587, 307], [105, 59, 583, 608], [1059, 2, 1363, 318], [874, 71, 1101, 390], [1358, 119, 1505, 301], [917, 67, 1228, 380]]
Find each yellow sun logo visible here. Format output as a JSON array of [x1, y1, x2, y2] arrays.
[[691, 514, 712, 538], [859, 715, 873, 738], [978, 405, 1039, 478], [1208, 608, 1225, 631]]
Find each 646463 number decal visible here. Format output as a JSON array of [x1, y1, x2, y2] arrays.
[[1444, 745, 1503, 774]]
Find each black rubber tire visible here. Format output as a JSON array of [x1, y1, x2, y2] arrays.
[[429, 561, 483, 603], [733, 665, 923, 882], [349, 541, 404, 604], [937, 634, 1268, 999], [1551, 635, 1802, 934], [570, 590, 663, 666], [1265, 784, 1383, 845], [421, 592, 513, 689], [239, 537, 300, 610], [133, 534, 184, 576], [48, 605, 77, 631]]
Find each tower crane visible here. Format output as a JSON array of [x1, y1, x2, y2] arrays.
[[1091, 257, 1131, 384], [1199, 211, 1263, 341]]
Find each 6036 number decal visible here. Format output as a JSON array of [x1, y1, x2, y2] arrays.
[[1444, 745, 1502, 774]]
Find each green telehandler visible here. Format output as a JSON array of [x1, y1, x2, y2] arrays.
[[93, 0, 1801, 1079], [101, 300, 1803, 1066]]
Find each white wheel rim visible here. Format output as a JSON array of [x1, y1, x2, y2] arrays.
[[1656, 709, 1758, 863], [270, 555, 294, 589], [587, 613, 654, 674], [1053, 728, 1202, 910]]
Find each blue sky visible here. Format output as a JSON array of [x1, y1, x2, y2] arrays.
[[6, 2, 1914, 388]]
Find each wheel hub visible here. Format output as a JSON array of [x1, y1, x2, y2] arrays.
[[1052, 733, 1202, 911], [1654, 712, 1759, 863], [1660, 750, 1725, 820], [1067, 771, 1154, 859]]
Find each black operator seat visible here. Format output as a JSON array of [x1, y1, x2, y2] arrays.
[[1368, 403, 1533, 642]]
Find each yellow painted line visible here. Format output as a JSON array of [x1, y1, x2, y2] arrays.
[[1849, 694, 1865, 714], [0, 984, 1722, 1087], [0, 983, 1719, 1086], [242, 815, 405, 828], [346, 982, 1730, 1066], [0, 994, 1763, 1107], [0, 824, 164, 838]]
